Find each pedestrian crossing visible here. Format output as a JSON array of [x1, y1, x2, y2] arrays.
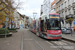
[[45, 41, 75, 50], [46, 41, 68, 46], [51, 41, 67, 45]]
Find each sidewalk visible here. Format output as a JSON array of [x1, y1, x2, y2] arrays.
[[0, 29, 23, 50], [62, 31, 75, 42]]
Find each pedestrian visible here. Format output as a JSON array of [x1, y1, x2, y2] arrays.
[[2, 25, 6, 29], [7, 26, 9, 29]]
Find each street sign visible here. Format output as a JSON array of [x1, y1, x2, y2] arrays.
[[12, 21, 14, 23], [21, 24, 23, 27], [6, 17, 9, 21], [74, 21, 75, 25], [5, 17, 9, 39]]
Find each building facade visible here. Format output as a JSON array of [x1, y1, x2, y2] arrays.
[[56, 0, 75, 28], [25, 17, 29, 27], [13, 10, 27, 28], [43, 0, 51, 14], [0, 0, 15, 28], [51, 0, 57, 13], [13, 10, 20, 28]]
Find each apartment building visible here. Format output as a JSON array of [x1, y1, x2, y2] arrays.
[[0, 0, 15, 28], [25, 17, 29, 27], [43, 0, 51, 14], [56, 0, 75, 28], [13, 10, 20, 28], [51, 0, 57, 13]]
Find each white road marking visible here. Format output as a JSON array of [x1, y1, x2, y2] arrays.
[[52, 41, 67, 45], [30, 35, 45, 50], [45, 41, 54, 46], [24, 39, 33, 41], [7, 43, 9, 45], [5, 41, 9, 43], [25, 29, 29, 30], [21, 32, 23, 50]]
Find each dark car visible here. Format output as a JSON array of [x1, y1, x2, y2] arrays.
[[61, 28, 72, 34]]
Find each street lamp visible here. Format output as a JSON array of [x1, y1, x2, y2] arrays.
[[5, 17, 9, 39], [33, 12, 37, 20]]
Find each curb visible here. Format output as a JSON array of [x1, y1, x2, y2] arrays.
[[9, 30, 18, 33], [0, 32, 12, 38], [62, 37, 75, 43]]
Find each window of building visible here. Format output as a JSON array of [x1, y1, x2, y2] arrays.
[[21, 22, 22, 24], [68, 0, 70, 5], [54, 8, 55, 11], [73, 7, 75, 10], [74, 11, 75, 15], [52, 4, 55, 8], [3, 0, 5, 2], [57, 7, 58, 11], [59, 13, 60, 16], [62, 4, 63, 9], [59, 6, 60, 10], [73, 0, 75, 2], [65, 11, 67, 15], [51, 8, 55, 12], [69, 9, 71, 14], [65, 2, 66, 7], [63, 12, 64, 17], [62, 12, 64, 17]]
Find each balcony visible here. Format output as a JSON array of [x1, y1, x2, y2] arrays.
[[72, 2, 75, 7], [64, 7, 67, 11], [73, 15, 75, 19], [59, 8, 64, 12], [56, 0, 62, 4], [68, 5, 71, 9], [57, 10, 61, 13], [61, 8, 64, 10]]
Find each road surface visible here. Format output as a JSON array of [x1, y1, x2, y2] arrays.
[[22, 29, 75, 50]]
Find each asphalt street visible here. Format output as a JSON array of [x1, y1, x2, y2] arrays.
[[23, 29, 75, 50], [0, 29, 75, 50]]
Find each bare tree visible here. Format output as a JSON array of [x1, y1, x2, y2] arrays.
[[66, 18, 73, 29], [0, 0, 24, 28]]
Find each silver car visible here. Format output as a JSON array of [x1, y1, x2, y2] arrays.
[[61, 28, 72, 34]]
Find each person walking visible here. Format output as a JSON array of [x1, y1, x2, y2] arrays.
[[2, 25, 6, 29]]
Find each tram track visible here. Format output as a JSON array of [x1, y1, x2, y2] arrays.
[[61, 40, 75, 46], [50, 41, 65, 50], [30, 31, 65, 50], [29, 30, 75, 50], [20, 32, 24, 50], [62, 38, 75, 43], [30, 34, 45, 50]]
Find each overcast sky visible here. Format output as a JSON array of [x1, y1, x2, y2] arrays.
[[14, 0, 54, 19]]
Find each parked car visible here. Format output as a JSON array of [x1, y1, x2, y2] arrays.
[[16, 27, 20, 29], [61, 28, 72, 34]]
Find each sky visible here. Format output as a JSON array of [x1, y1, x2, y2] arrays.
[[14, 0, 54, 19]]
